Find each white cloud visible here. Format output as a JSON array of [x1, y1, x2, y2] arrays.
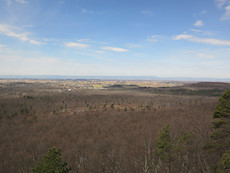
[[24, 57, 59, 64], [59, 1, 65, 4], [197, 53, 215, 59], [65, 42, 90, 48], [221, 5, 230, 20], [194, 20, 204, 27], [215, 0, 230, 20], [174, 34, 230, 46], [0, 54, 59, 64], [174, 34, 192, 40], [15, 0, 27, 3], [95, 51, 105, 54], [6, 0, 27, 6], [6, 0, 12, 6], [0, 44, 4, 47], [201, 10, 206, 14], [75, 6, 93, 14], [29, 40, 43, 45], [141, 10, 153, 16], [147, 35, 161, 42], [77, 38, 106, 44], [81, 8, 88, 13], [193, 10, 207, 17], [190, 29, 214, 36], [0, 24, 44, 45], [216, 0, 229, 8], [190, 29, 202, 32], [0, 54, 118, 76], [0, 49, 229, 78], [127, 43, 142, 48], [77, 39, 91, 43], [101, 46, 128, 52]]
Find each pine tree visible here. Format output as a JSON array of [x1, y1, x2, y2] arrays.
[[207, 89, 230, 172], [217, 150, 230, 173], [156, 125, 172, 171], [155, 125, 194, 173], [32, 147, 71, 173], [210, 89, 230, 152]]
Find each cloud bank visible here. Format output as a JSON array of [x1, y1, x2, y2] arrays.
[[0, 24, 44, 45], [174, 34, 230, 46], [65, 42, 90, 48], [194, 20, 204, 27], [101, 47, 128, 52]]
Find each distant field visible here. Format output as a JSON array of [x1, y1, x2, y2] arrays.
[[107, 81, 230, 96], [0, 80, 229, 172]]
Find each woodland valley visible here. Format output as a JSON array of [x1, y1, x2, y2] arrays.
[[0, 79, 230, 173]]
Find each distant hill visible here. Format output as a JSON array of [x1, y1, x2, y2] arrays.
[[184, 82, 230, 90], [0, 75, 230, 82], [142, 82, 230, 96], [107, 82, 230, 96]]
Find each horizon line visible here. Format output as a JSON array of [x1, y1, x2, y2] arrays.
[[0, 75, 230, 82]]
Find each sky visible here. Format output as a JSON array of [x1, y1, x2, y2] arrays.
[[0, 0, 230, 78]]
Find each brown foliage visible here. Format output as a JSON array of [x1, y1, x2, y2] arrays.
[[0, 81, 220, 172]]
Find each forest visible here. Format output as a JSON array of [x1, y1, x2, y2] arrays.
[[0, 80, 229, 173]]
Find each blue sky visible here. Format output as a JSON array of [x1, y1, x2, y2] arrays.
[[0, 0, 230, 78]]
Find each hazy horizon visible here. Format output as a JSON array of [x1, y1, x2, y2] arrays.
[[0, 0, 230, 78], [1, 75, 230, 82]]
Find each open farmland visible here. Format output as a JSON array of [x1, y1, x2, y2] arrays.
[[0, 79, 230, 172]]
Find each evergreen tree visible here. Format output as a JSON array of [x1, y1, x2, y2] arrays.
[[32, 147, 71, 173], [210, 89, 230, 152], [217, 150, 230, 173], [206, 89, 230, 172], [155, 125, 194, 173]]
